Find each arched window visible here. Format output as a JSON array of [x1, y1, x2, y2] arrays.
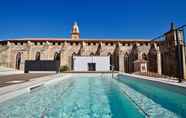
[[90, 52, 94, 56], [131, 44, 138, 61], [54, 52, 60, 61], [35, 52, 41, 61], [148, 45, 157, 73], [142, 53, 147, 60], [71, 52, 77, 70], [16, 52, 21, 70], [124, 52, 130, 73], [129, 44, 138, 72], [72, 52, 77, 56], [107, 52, 113, 70]]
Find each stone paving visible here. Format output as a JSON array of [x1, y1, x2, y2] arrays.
[[0, 66, 23, 76], [0, 74, 69, 103], [0, 73, 53, 87]]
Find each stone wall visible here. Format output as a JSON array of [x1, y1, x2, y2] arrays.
[[0, 40, 159, 73]]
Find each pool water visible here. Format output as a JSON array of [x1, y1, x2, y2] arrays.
[[0, 74, 144, 118], [117, 74, 186, 118], [0, 74, 184, 118]]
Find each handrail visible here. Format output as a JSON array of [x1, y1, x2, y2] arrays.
[[151, 24, 186, 41]]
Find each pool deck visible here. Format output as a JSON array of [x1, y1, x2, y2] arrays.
[[0, 73, 54, 87], [0, 67, 23, 76], [120, 72, 186, 88], [0, 73, 69, 103]]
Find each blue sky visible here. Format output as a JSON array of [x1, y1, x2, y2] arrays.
[[0, 0, 186, 40]]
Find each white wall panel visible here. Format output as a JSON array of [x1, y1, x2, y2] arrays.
[[73, 56, 110, 71]]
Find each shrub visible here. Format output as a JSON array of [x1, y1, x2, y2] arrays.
[[60, 65, 69, 72]]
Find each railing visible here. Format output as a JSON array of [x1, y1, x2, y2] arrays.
[[150, 24, 186, 82]]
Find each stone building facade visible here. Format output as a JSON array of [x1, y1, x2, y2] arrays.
[[0, 23, 185, 79]]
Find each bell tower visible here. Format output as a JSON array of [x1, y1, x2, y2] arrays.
[[71, 22, 80, 40]]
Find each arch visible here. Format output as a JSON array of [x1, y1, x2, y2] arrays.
[[107, 52, 113, 70], [142, 53, 148, 60], [90, 52, 95, 56], [72, 52, 77, 56], [130, 44, 138, 60], [95, 43, 101, 56], [150, 43, 155, 49], [16, 52, 21, 70], [35, 52, 41, 61], [54, 52, 60, 61], [129, 44, 138, 73], [148, 45, 158, 73], [71, 52, 77, 70], [112, 43, 120, 71], [124, 52, 130, 73], [107, 52, 112, 56]]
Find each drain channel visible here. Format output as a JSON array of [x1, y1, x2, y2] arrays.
[[30, 84, 43, 91]]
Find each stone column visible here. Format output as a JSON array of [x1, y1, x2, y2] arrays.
[[178, 31, 186, 80], [119, 55, 124, 72], [7, 41, 11, 68], [175, 30, 186, 80], [60, 41, 68, 66], [181, 45, 186, 79], [157, 49, 162, 75], [27, 41, 32, 60], [69, 55, 73, 71], [46, 41, 50, 59]]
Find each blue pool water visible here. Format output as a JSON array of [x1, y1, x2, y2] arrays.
[[0, 74, 144, 118], [0, 74, 185, 118], [117, 74, 186, 118]]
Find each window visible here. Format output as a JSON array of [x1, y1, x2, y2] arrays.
[[34, 42, 37, 45], [54, 52, 60, 60], [142, 53, 147, 60], [16, 52, 21, 70], [90, 52, 94, 56], [35, 52, 41, 60], [88, 63, 96, 71]]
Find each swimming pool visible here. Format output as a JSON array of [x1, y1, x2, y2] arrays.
[[117, 74, 186, 118], [0, 74, 184, 118]]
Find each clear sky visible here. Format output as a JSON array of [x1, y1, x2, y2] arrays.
[[0, 0, 186, 40]]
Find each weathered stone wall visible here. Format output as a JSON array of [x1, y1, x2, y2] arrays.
[[0, 39, 163, 73], [160, 30, 184, 78]]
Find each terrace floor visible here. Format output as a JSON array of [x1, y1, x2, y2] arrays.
[[0, 73, 53, 87]]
